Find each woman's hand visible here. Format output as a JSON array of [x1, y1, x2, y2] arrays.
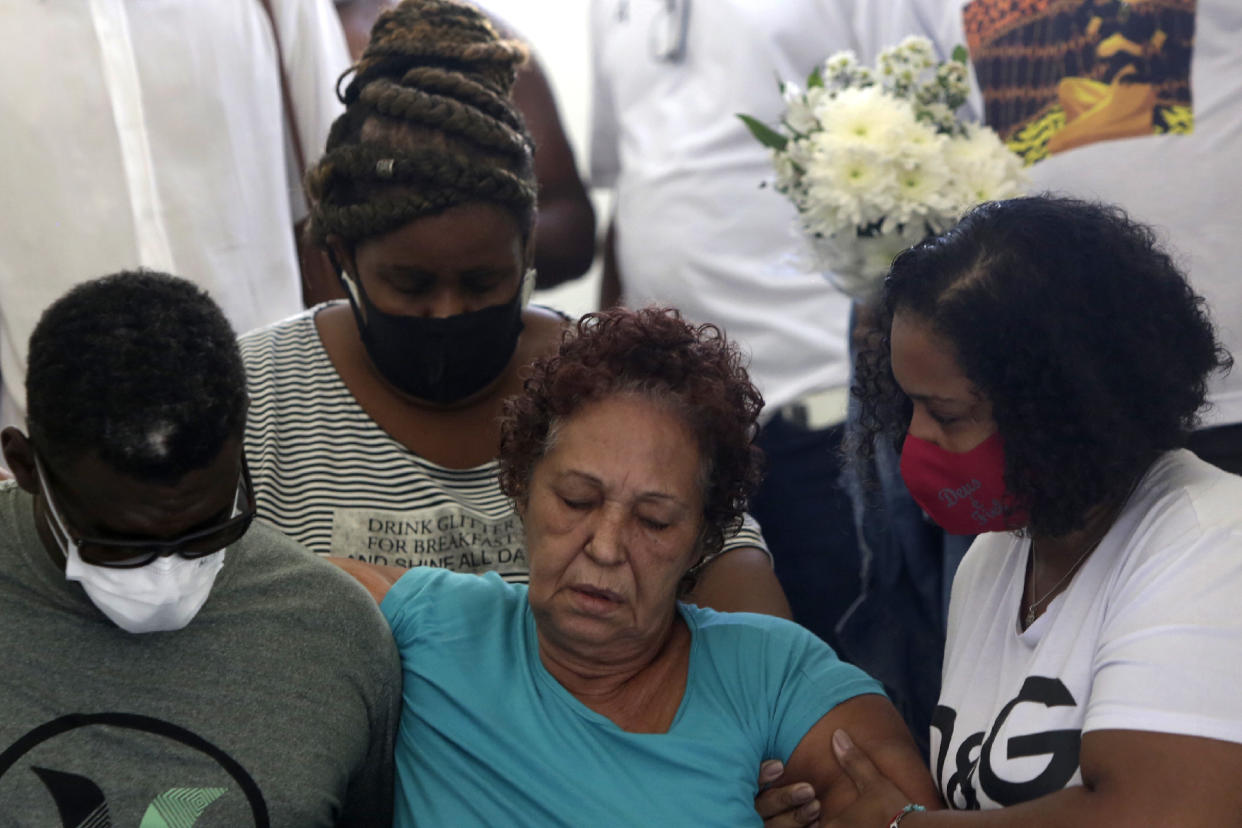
[[822, 729, 923, 828], [756, 759, 822, 827], [781, 695, 938, 823]]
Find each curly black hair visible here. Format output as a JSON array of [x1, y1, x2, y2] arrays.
[[498, 306, 765, 566], [26, 270, 247, 482], [853, 195, 1232, 537]]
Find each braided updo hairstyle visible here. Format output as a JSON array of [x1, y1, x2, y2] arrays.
[[305, 0, 537, 248]]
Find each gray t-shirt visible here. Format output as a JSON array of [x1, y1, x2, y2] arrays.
[[0, 482, 400, 826]]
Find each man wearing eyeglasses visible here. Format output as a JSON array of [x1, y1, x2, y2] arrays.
[[0, 271, 399, 825]]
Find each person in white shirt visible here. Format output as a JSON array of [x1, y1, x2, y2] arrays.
[[842, 0, 1242, 764], [590, 0, 864, 654], [0, 0, 350, 432], [826, 195, 1242, 825]]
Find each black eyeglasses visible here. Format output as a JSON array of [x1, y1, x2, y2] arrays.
[[36, 455, 257, 569]]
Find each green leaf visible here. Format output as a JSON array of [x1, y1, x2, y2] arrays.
[[736, 114, 788, 151], [952, 44, 968, 64], [807, 66, 824, 89]]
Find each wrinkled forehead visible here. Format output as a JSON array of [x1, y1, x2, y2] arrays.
[[539, 392, 710, 502]]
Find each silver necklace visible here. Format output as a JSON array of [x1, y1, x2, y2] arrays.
[[1024, 485, 1139, 628], [1024, 539, 1099, 628]]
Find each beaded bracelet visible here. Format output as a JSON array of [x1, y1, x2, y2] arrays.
[[887, 803, 926, 827]]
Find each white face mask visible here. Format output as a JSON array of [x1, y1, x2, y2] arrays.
[[61, 545, 225, 634], [38, 461, 229, 634]]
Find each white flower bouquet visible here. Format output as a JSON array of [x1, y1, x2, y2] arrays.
[[741, 37, 1027, 300]]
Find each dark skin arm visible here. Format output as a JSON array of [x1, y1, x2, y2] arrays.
[[328, 556, 404, 604], [300, 0, 392, 307], [334, 0, 386, 60], [780, 696, 940, 824], [825, 727, 1242, 828], [297, 217, 347, 306], [511, 49, 596, 288], [687, 545, 792, 619], [599, 218, 623, 309]]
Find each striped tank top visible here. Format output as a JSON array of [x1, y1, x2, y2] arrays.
[[241, 305, 765, 584]]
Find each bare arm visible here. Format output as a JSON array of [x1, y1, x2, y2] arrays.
[[297, 218, 347, 307], [334, 0, 388, 61], [824, 728, 1242, 827], [512, 51, 596, 288], [778, 695, 940, 823], [599, 218, 622, 309], [328, 556, 405, 604], [687, 545, 793, 619]]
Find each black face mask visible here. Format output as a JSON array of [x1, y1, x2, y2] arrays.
[[340, 271, 525, 405]]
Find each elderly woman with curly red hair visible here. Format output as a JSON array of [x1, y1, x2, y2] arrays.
[[241, 0, 787, 620], [369, 306, 937, 825]]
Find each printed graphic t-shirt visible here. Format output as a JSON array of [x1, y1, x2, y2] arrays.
[[931, 451, 1242, 809], [240, 306, 768, 582], [381, 567, 884, 826], [863, 0, 1242, 426], [0, 483, 400, 826]]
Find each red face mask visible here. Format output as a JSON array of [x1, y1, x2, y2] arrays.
[[899, 432, 1027, 534]]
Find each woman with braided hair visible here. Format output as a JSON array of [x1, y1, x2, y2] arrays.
[[240, 6, 816, 803], [241, 0, 787, 614], [240, 4, 847, 822], [239, 0, 572, 578]]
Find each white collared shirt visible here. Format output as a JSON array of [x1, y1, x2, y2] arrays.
[[0, 0, 349, 424]]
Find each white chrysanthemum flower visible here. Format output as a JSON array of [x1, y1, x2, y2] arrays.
[[936, 61, 969, 97], [891, 162, 953, 224], [889, 118, 943, 167], [785, 136, 816, 171], [855, 224, 926, 277], [746, 35, 1027, 300], [780, 84, 821, 136], [895, 36, 936, 69], [824, 50, 858, 74], [823, 49, 860, 88], [772, 150, 799, 195], [943, 124, 1028, 211], [798, 194, 849, 239], [803, 144, 899, 230], [916, 102, 959, 135], [816, 87, 916, 145], [812, 234, 871, 296]]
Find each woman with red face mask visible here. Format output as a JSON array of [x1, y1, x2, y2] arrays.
[[825, 195, 1242, 827]]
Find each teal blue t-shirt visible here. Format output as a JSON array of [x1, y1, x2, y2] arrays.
[[381, 568, 883, 826]]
